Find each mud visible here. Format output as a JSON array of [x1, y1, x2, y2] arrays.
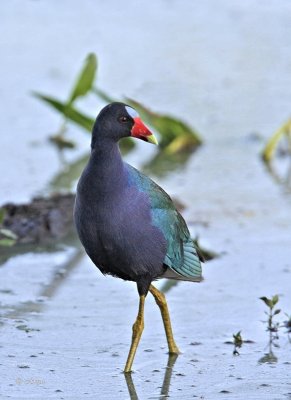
[[1, 194, 75, 245]]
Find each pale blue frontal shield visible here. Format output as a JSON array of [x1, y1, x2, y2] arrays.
[[125, 106, 139, 119]]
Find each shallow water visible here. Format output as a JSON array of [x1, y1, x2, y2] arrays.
[[1, 1, 291, 399]]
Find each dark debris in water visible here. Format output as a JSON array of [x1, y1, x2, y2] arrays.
[[0, 289, 14, 295], [16, 324, 40, 333], [1, 193, 75, 245], [224, 339, 255, 345]]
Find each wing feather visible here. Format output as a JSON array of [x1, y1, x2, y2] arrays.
[[126, 164, 202, 281]]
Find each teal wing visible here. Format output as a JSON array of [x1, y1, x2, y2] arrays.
[[126, 164, 202, 281]]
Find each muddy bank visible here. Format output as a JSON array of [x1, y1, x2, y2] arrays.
[[1, 194, 75, 245]]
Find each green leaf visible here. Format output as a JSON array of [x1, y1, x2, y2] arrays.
[[233, 331, 243, 346], [274, 309, 281, 315], [0, 228, 17, 240], [33, 93, 95, 132], [49, 134, 76, 149], [92, 87, 116, 103], [0, 238, 15, 247], [68, 53, 97, 104], [164, 134, 201, 154], [125, 99, 203, 150], [193, 237, 219, 262], [272, 295, 279, 306], [0, 208, 5, 224], [262, 119, 291, 163], [260, 296, 273, 309]]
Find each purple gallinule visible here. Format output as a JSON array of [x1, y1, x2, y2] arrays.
[[74, 103, 203, 372]]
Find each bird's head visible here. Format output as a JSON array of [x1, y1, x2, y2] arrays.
[[91, 102, 158, 148]]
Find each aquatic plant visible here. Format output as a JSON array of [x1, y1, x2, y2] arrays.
[[232, 331, 243, 355], [283, 314, 291, 336], [34, 53, 97, 150], [0, 208, 17, 247], [262, 119, 291, 190], [262, 119, 291, 164], [33, 53, 202, 157], [258, 295, 281, 364], [260, 295, 281, 336], [225, 331, 254, 356]]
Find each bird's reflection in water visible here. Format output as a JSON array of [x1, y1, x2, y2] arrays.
[[124, 353, 178, 400]]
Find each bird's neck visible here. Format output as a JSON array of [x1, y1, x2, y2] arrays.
[[86, 138, 127, 197]]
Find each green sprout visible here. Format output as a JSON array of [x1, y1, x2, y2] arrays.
[[225, 331, 253, 356], [260, 295, 281, 336], [232, 331, 243, 356]]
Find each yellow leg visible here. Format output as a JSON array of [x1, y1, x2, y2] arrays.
[[124, 295, 145, 373], [149, 284, 180, 354]]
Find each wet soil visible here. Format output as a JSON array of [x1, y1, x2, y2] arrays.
[[1, 194, 75, 245]]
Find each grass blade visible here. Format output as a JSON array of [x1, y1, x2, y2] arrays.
[[262, 119, 291, 163], [33, 93, 95, 132], [68, 53, 97, 104]]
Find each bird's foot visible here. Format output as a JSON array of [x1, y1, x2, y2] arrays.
[[168, 339, 181, 354], [168, 345, 181, 355]]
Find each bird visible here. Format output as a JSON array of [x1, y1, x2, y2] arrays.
[[74, 102, 203, 373]]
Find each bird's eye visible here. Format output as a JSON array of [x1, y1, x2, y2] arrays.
[[119, 116, 129, 123]]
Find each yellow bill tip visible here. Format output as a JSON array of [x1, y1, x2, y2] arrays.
[[147, 133, 158, 145]]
